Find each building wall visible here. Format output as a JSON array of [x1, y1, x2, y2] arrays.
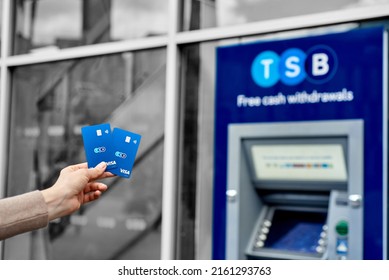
[[0, 0, 388, 260]]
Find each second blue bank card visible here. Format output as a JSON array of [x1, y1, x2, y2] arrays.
[[110, 128, 142, 178]]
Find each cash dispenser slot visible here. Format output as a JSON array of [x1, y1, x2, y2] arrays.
[[261, 192, 329, 207]]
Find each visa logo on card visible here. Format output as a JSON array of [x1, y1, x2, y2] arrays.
[[81, 123, 117, 170], [110, 128, 142, 178]]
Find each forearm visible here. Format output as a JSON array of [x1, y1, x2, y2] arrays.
[[0, 190, 48, 240]]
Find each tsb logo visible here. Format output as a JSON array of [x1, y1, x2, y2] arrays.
[[251, 45, 337, 87], [94, 147, 106, 153]]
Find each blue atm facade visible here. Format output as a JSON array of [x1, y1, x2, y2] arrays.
[[213, 27, 387, 259]]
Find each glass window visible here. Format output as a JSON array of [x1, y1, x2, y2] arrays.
[[5, 48, 166, 259], [177, 42, 217, 259], [181, 0, 389, 31], [13, 0, 168, 55]]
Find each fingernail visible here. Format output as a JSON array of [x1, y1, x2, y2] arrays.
[[96, 161, 106, 169]]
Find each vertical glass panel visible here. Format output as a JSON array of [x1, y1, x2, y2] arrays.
[[181, 0, 389, 31], [178, 41, 216, 259], [5, 48, 166, 259], [13, 0, 168, 55]]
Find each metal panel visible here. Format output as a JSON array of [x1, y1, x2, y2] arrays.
[[383, 30, 388, 260], [160, 0, 181, 260], [175, 5, 389, 45]]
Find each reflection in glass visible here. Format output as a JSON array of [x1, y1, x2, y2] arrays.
[[7, 48, 166, 259], [13, 0, 168, 55], [182, 0, 389, 31], [178, 42, 216, 259]]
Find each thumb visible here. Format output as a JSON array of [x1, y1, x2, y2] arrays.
[[86, 161, 107, 180]]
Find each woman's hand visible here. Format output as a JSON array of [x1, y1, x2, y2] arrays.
[[41, 162, 114, 221]]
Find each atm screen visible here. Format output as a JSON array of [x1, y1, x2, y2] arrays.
[[251, 144, 347, 182], [264, 209, 326, 254]]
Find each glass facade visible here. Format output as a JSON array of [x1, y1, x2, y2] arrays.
[[5, 48, 166, 259], [13, 0, 168, 55], [177, 42, 217, 259], [181, 0, 389, 31], [0, 0, 388, 261]]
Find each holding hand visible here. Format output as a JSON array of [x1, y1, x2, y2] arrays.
[[41, 162, 114, 221]]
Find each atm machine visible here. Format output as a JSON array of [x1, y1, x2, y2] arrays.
[[225, 120, 363, 260]]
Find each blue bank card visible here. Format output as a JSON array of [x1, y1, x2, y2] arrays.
[[81, 123, 117, 170], [110, 128, 142, 178]]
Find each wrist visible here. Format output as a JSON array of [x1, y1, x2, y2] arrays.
[[41, 188, 67, 221]]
